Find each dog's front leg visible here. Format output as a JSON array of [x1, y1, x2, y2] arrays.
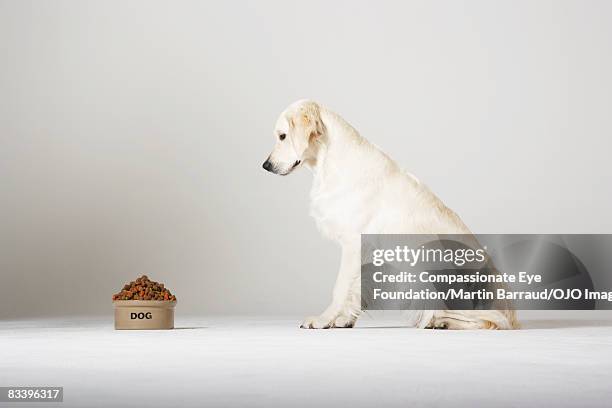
[[301, 243, 361, 329]]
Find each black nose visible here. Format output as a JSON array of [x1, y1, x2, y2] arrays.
[[262, 160, 273, 172]]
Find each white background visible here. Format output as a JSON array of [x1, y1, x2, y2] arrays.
[[1, 0, 611, 318]]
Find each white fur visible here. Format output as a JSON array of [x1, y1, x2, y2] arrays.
[[264, 100, 518, 330]]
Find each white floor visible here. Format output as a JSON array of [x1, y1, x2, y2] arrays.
[[1, 315, 612, 407]]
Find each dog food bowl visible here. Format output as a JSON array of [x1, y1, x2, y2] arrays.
[[113, 300, 176, 330]]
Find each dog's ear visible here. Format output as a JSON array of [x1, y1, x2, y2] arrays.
[[298, 103, 324, 143], [309, 124, 323, 144]]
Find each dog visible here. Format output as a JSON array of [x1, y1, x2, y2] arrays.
[[263, 100, 519, 330]]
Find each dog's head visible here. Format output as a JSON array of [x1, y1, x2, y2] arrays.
[[262, 100, 324, 176]]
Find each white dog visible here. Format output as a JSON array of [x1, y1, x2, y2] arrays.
[[263, 100, 519, 330]]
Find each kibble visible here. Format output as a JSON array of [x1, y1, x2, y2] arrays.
[[112, 275, 177, 301]]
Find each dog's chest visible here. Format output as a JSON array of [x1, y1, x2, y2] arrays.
[[309, 184, 373, 242]]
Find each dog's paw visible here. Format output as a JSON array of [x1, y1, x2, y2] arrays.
[[424, 321, 448, 330], [300, 314, 355, 329], [300, 315, 332, 329], [333, 315, 355, 328]]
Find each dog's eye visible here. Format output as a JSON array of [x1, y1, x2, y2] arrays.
[[279, 133, 286, 141]]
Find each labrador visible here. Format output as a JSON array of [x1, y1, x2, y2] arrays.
[[263, 100, 519, 330]]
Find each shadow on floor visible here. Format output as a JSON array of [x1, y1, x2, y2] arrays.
[[521, 320, 612, 330], [353, 320, 612, 330], [354, 326, 408, 329], [174, 326, 208, 330]]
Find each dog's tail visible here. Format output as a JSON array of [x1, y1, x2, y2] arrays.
[[465, 309, 521, 330], [413, 309, 520, 330]]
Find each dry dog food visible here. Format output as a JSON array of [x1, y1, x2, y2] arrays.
[[112, 275, 177, 301]]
